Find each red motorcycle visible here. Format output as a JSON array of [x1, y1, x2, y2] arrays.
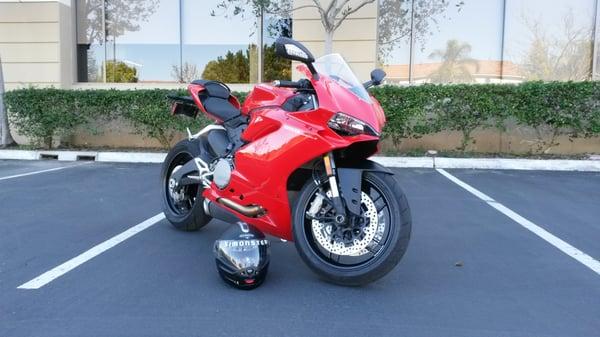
[[163, 37, 411, 285]]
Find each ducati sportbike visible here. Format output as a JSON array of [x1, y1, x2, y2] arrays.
[[163, 37, 411, 285]]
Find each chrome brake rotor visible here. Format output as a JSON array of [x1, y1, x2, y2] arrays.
[[311, 191, 378, 256]]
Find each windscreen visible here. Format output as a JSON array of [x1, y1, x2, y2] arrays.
[[313, 54, 371, 103]]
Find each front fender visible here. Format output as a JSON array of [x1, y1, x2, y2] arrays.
[[337, 160, 393, 216]]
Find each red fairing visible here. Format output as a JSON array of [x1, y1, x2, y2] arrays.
[[200, 69, 383, 240], [296, 64, 385, 133], [242, 84, 295, 113], [188, 84, 207, 114]]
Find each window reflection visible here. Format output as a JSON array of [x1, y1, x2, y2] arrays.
[[105, 0, 178, 83], [76, 0, 599, 84], [377, 0, 412, 83], [182, 0, 257, 84], [503, 0, 595, 81], [263, 12, 292, 82], [76, 0, 104, 82], [412, 0, 504, 84]]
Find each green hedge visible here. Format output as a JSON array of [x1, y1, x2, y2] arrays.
[[4, 88, 247, 149], [371, 81, 600, 152], [3, 82, 599, 152]]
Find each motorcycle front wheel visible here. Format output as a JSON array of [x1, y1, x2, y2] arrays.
[[292, 171, 411, 286]]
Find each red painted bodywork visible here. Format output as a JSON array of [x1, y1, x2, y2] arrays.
[[198, 66, 385, 240]]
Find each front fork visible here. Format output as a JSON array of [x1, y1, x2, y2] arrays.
[[323, 152, 347, 223]]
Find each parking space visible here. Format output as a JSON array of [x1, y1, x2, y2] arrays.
[[448, 169, 600, 259], [0, 162, 161, 290], [0, 160, 599, 337], [0, 160, 84, 181]]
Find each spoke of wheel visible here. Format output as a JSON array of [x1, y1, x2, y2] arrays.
[[376, 204, 388, 213]]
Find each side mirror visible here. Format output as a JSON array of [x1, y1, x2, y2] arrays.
[[364, 69, 386, 89], [371, 69, 386, 86], [275, 37, 319, 78], [275, 37, 315, 63]]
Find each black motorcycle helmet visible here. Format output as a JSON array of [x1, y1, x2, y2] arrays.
[[214, 222, 270, 290]]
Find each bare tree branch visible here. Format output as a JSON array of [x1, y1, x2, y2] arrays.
[[334, 0, 375, 30], [264, 4, 320, 16]]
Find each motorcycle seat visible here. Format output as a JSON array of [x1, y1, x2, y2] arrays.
[[192, 79, 241, 122]]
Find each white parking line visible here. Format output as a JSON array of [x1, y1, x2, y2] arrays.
[[0, 163, 90, 181], [17, 213, 165, 289], [437, 169, 600, 276]]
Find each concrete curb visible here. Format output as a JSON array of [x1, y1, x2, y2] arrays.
[[371, 157, 600, 171], [0, 149, 166, 163], [1, 149, 599, 171]]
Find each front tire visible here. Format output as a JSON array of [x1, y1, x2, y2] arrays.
[[292, 171, 411, 286], [161, 139, 211, 231]]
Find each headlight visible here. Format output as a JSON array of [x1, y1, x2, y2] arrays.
[[328, 112, 379, 136]]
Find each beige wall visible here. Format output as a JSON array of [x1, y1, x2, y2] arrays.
[[0, 0, 74, 90], [292, 0, 378, 81], [380, 130, 600, 155], [67, 125, 600, 155]]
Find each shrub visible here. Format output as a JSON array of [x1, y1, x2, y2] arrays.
[[4, 88, 248, 149], [3, 82, 598, 152], [512, 81, 600, 153], [372, 81, 599, 153], [4, 88, 88, 148]]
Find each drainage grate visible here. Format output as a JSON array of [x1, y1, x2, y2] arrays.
[[40, 154, 59, 160], [76, 155, 96, 161]]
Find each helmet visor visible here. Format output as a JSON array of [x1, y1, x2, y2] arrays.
[[215, 239, 269, 270]]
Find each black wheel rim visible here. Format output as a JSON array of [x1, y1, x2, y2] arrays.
[[302, 177, 392, 268], [165, 152, 199, 216]]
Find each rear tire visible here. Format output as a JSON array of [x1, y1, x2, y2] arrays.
[[292, 171, 411, 286], [161, 139, 211, 231]]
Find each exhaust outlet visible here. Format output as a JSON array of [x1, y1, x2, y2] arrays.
[[204, 200, 240, 223]]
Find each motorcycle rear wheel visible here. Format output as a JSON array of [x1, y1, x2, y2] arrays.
[[292, 171, 411, 286], [161, 139, 211, 231]]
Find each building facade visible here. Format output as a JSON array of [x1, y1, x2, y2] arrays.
[[1, 0, 599, 91]]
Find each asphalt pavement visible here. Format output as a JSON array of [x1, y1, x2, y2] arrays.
[[0, 160, 598, 337]]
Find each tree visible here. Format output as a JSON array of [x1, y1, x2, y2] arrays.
[[79, 0, 159, 45], [377, 0, 462, 64], [171, 62, 201, 83], [202, 44, 291, 82], [263, 43, 292, 81], [214, 0, 377, 54], [105, 61, 138, 83], [203, 49, 251, 83], [77, 0, 158, 81], [428, 39, 478, 83], [520, 9, 593, 81], [0, 55, 15, 147]]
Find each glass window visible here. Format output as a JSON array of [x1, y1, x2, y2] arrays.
[[377, 0, 412, 84], [263, 12, 292, 82], [411, 0, 504, 84], [77, 0, 179, 83], [181, 0, 258, 84], [105, 0, 179, 82], [76, 0, 104, 82], [595, 3, 600, 81], [503, 0, 596, 82]]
